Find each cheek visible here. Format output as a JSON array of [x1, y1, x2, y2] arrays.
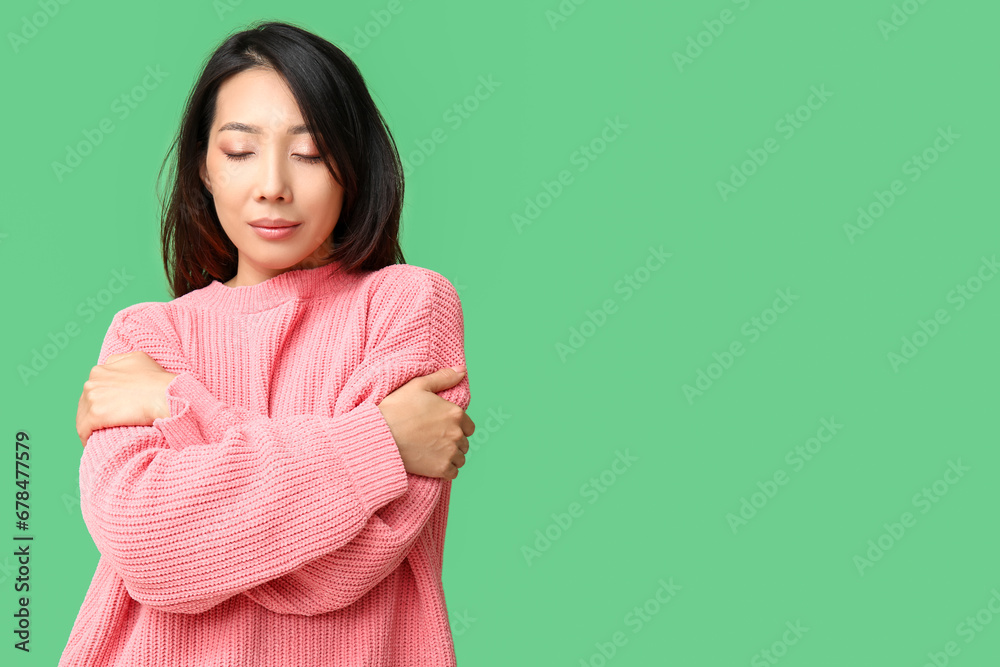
[[320, 178, 346, 209], [301, 178, 344, 210], [211, 157, 240, 190], [206, 167, 240, 219]]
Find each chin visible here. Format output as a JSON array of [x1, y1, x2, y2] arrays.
[[240, 251, 305, 271]]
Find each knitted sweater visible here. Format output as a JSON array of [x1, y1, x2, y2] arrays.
[[58, 260, 469, 667]]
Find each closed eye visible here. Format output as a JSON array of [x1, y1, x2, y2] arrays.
[[224, 153, 323, 164]]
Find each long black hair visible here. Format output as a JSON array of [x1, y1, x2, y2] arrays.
[[156, 19, 406, 298]]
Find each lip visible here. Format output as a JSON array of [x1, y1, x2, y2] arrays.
[[249, 222, 301, 241], [249, 217, 300, 228]]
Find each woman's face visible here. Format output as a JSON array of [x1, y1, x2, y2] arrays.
[[199, 67, 344, 286]]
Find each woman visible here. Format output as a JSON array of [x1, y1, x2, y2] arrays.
[[59, 21, 474, 667]]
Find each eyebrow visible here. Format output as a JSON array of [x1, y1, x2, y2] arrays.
[[217, 122, 312, 135]]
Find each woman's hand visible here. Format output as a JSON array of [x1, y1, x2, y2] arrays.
[[376, 367, 475, 480], [77, 350, 178, 448]]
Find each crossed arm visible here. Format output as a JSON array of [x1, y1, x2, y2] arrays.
[[79, 270, 469, 615]]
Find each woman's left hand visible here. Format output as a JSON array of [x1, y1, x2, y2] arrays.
[[77, 350, 178, 448]]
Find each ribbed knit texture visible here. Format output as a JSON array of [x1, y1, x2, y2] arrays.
[[58, 260, 469, 667]]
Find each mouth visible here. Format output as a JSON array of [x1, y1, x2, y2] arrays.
[[249, 223, 302, 240], [248, 218, 301, 229]]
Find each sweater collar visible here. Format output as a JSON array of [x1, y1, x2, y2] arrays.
[[194, 260, 349, 312]]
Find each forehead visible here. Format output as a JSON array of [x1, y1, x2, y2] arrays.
[[213, 68, 308, 135]]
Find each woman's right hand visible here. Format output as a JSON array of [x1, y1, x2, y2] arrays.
[[376, 367, 474, 480]]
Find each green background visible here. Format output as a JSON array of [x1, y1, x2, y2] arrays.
[[2, 0, 998, 664]]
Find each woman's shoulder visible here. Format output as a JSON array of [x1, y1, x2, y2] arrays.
[[362, 263, 462, 309], [105, 301, 163, 334], [366, 262, 445, 285], [111, 284, 206, 329], [104, 300, 192, 357]]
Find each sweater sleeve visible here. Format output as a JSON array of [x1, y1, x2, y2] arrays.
[[240, 268, 470, 615], [78, 307, 411, 615]]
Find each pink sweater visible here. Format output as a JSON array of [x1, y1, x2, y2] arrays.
[[58, 260, 469, 667]]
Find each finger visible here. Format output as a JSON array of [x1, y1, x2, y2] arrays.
[[452, 451, 466, 469], [417, 367, 466, 394], [460, 412, 475, 437], [103, 352, 131, 365], [457, 435, 469, 455]]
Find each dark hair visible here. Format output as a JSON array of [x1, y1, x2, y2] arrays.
[[155, 20, 406, 298]]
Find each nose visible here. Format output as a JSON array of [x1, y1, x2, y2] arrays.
[[253, 147, 292, 202]]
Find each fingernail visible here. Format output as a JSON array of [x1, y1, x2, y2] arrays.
[[451, 365, 466, 373]]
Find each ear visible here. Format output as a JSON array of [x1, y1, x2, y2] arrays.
[[199, 159, 212, 195]]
